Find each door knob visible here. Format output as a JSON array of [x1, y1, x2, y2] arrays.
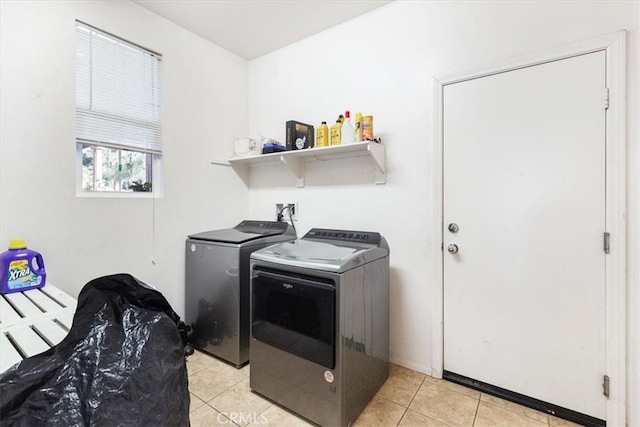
[[448, 223, 459, 233], [447, 244, 459, 254]]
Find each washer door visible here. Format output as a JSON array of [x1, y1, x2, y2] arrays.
[[251, 268, 335, 369]]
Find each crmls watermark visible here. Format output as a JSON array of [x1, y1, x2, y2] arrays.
[[217, 412, 269, 425]]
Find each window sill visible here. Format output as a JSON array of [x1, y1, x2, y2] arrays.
[[75, 190, 160, 199]]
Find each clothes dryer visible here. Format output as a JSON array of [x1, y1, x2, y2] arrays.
[[250, 228, 389, 426]]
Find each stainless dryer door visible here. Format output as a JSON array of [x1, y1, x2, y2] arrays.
[[252, 268, 336, 369]]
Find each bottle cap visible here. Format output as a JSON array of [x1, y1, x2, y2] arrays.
[[321, 121, 327, 124], [345, 110, 351, 118], [9, 238, 27, 249]]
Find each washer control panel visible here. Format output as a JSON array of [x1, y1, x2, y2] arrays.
[[304, 228, 381, 246]]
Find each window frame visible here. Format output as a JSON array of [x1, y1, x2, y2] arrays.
[[75, 21, 163, 197], [75, 145, 163, 198]]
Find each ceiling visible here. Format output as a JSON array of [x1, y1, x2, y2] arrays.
[[133, 0, 393, 60]]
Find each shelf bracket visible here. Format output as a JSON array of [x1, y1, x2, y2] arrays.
[[280, 155, 305, 187], [368, 142, 386, 185], [229, 163, 250, 187]]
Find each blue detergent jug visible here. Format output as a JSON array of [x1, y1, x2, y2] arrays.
[[0, 238, 46, 294]]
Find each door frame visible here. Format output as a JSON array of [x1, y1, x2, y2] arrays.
[[431, 32, 626, 425]]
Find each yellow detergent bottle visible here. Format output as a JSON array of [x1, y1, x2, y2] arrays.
[[316, 122, 329, 147], [330, 115, 344, 146]]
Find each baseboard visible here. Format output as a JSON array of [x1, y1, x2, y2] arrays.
[[389, 357, 431, 376]]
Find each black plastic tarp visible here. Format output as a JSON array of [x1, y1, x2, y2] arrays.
[[0, 274, 190, 426]]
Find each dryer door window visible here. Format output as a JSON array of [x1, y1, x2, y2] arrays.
[[252, 269, 335, 369]]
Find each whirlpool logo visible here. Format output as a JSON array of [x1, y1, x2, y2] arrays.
[[282, 283, 293, 290]]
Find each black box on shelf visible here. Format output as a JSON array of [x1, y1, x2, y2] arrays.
[[286, 121, 314, 150]]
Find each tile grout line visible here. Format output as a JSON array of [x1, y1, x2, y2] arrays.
[[188, 365, 247, 404], [399, 375, 457, 425], [191, 393, 208, 414], [399, 374, 468, 427], [405, 375, 427, 410], [472, 394, 482, 426], [416, 377, 483, 426], [256, 403, 274, 420], [209, 401, 243, 427], [205, 378, 245, 404], [378, 389, 452, 427], [361, 379, 415, 426], [394, 408, 409, 427]]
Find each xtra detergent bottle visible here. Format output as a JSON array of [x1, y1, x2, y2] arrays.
[[0, 238, 46, 294]]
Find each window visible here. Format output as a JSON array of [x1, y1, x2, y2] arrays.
[[75, 21, 162, 194]]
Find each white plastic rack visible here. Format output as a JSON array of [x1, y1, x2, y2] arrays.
[[0, 284, 77, 373]]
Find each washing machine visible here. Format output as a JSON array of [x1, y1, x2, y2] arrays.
[[185, 220, 296, 367], [249, 228, 390, 426]]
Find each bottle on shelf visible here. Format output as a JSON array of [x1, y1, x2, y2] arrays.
[[330, 115, 344, 145], [355, 112, 363, 142], [316, 121, 329, 147], [341, 111, 355, 144], [362, 115, 374, 140]]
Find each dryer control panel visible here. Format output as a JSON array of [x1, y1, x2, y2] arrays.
[[303, 228, 382, 246]]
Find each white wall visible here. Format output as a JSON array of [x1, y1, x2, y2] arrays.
[[1, 0, 637, 423], [247, 0, 639, 423], [0, 0, 249, 317]]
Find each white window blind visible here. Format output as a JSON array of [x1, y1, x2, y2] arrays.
[[76, 22, 162, 154]]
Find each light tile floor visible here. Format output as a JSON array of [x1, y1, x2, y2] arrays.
[[187, 350, 584, 427]]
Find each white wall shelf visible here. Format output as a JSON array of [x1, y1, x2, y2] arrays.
[[216, 141, 386, 187]]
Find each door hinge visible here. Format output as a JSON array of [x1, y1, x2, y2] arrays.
[[603, 375, 610, 398], [603, 232, 610, 254], [604, 88, 610, 110]]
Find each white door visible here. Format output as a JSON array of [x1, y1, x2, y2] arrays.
[[443, 51, 606, 419]]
